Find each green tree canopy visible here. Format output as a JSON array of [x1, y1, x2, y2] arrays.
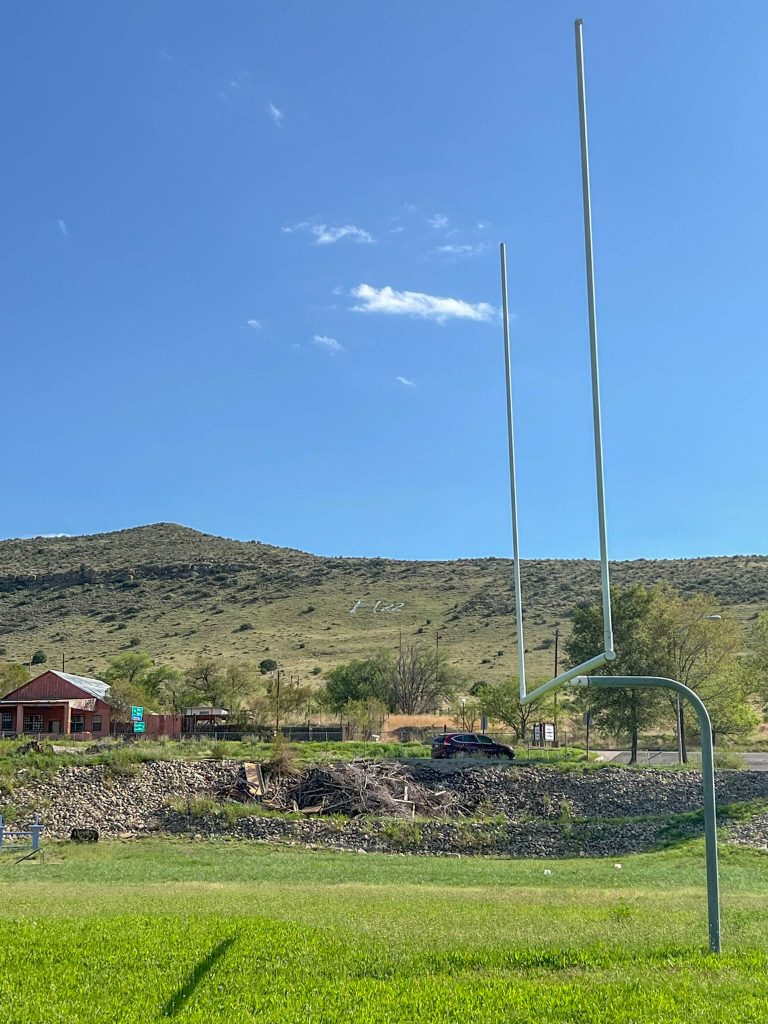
[[0, 661, 29, 697], [566, 585, 671, 762], [566, 584, 751, 760], [344, 697, 388, 740], [477, 678, 553, 740], [322, 658, 389, 714], [105, 651, 154, 687]]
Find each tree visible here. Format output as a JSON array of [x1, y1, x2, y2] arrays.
[[103, 651, 155, 718], [143, 665, 192, 714], [383, 642, 460, 714], [259, 659, 278, 675], [184, 657, 227, 705], [106, 677, 152, 718], [566, 585, 670, 763], [477, 678, 553, 741], [31, 649, 47, 666], [450, 695, 482, 732], [683, 662, 759, 747], [659, 591, 747, 758], [258, 675, 312, 729], [221, 662, 263, 715], [749, 611, 768, 711], [344, 697, 388, 740], [322, 658, 388, 714], [0, 662, 29, 697], [105, 651, 154, 687]]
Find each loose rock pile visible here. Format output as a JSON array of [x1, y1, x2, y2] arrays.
[[411, 763, 768, 818], [729, 814, 768, 852], [5, 758, 768, 856], [9, 760, 242, 838]]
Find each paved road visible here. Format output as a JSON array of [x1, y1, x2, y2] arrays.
[[595, 750, 768, 771]]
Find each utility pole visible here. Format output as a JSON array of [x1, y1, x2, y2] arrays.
[[62, 652, 65, 671], [553, 629, 559, 741], [274, 669, 282, 737], [435, 629, 441, 687]]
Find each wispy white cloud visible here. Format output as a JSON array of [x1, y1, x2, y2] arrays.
[[283, 221, 374, 245], [351, 284, 497, 324], [396, 376, 417, 388], [313, 333, 343, 353], [268, 101, 283, 126], [218, 71, 249, 98], [57, 219, 67, 236], [157, 48, 174, 61], [389, 225, 404, 234], [245, 319, 262, 330], [431, 242, 488, 261], [429, 213, 449, 230]]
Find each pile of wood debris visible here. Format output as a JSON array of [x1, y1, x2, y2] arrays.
[[238, 759, 457, 819]]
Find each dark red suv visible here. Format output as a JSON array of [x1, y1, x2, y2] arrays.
[[431, 733, 515, 760]]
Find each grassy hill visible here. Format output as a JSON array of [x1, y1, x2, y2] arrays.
[[0, 523, 766, 683]]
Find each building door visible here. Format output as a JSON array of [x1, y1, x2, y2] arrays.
[[48, 721, 60, 734]]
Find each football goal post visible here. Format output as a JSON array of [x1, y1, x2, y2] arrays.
[[499, 18, 721, 953]]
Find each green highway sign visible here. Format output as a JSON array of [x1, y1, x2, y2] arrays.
[[133, 721, 146, 733], [131, 706, 144, 722]]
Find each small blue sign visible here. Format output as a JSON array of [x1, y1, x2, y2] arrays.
[[131, 706, 144, 722]]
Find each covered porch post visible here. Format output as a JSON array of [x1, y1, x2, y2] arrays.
[[63, 701, 72, 736], [15, 704, 24, 735]]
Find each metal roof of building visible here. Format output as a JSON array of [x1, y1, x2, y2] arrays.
[[51, 671, 110, 700]]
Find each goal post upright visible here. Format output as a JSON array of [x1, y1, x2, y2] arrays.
[[574, 16, 614, 660], [502, 16, 615, 708]]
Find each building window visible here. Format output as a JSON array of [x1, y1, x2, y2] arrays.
[[71, 715, 85, 733], [92, 716, 102, 733], [1, 712, 13, 731], [23, 714, 44, 733]]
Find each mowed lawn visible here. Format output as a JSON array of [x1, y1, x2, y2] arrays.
[[1, 839, 767, 1022]]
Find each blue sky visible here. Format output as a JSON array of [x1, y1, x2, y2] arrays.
[[2, 1, 767, 561]]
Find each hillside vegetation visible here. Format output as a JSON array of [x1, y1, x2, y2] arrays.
[[0, 524, 766, 682]]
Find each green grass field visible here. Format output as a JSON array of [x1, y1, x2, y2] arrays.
[[1, 839, 767, 1022]]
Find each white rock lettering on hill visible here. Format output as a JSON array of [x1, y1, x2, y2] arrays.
[[349, 599, 405, 614]]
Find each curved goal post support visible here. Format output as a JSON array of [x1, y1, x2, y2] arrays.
[[571, 675, 722, 954]]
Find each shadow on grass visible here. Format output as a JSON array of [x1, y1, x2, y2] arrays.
[[162, 934, 237, 1017]]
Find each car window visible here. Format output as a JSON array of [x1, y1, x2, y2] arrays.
[[476, 735, 494, 744], [465, 735, 479, 743]]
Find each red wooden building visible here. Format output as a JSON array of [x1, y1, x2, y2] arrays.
[[0, 670, 111, 739]]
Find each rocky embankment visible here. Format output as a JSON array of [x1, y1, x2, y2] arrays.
[[6, 760, 768, 857]]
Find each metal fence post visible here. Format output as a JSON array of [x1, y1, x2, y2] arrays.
[[31, 814, 42, 853], [0, 814, 4, 851]]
